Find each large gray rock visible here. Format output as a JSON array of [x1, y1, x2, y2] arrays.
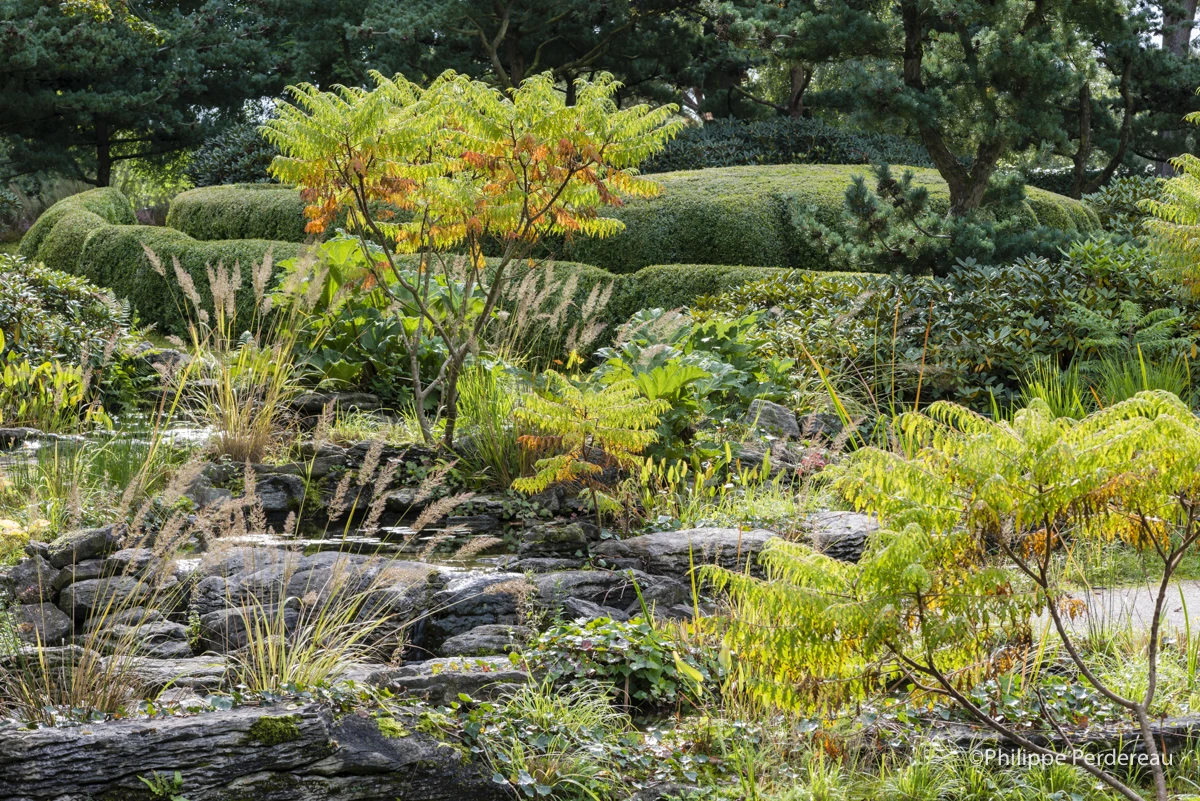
[[0, 701, 504, 801], [191, 574, 233, 617], [199, 598, 300, 653], [57, 576, 149, 622], [123, 655, 229, 692], [591, 527, 775, 580], [253, 473, 306, 516], [368, 656, 528, 704], [743, 399, 801, 439], [533, 569, 686, 615], [45, 524, 125, 568], [83, 609, 193, 659], [439, 624, 533, 657], [50, 558, 103, 591], [0, 555, 60, 603], [103, 547, 156, 577], [557, 596, 630, 623], [518, 521, 599, 561], [10, 602, 73, 645], [422, 572, 532, 647], [800, 511, 876, 563], [291, 390, 382, 416]]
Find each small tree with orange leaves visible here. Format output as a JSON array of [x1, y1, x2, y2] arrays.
[[263, 70, 681, 447]]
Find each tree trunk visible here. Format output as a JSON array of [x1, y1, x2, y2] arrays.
[[564, 75, 577, 106], [95, 120, 112, 187], [899, 0, 1002, 215], [786, 64, 812, 118], [1155, 0, 1198, 175], [1070, 83, 1092, 199], [1163, 0, 1199, 58]]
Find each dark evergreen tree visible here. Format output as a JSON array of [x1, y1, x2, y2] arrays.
[[0, 0, 283, 185]]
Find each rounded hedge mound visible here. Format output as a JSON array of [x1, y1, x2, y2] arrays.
[[78, 226, 303, 336], [19, 187, 136, 261], [167, 184, 308, 243], [561, 164, 1101, 274]]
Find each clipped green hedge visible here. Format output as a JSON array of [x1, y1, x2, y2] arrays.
[[19, 187, 136, 261], [167, 184, 308, 243], [562, 165, 1101, 274], [78, 226, 302, 336], [37, 209, 112, 274]]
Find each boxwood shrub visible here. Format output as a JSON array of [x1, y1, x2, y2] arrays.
[[77, 225, 302, 336], [561, 164, 1100, 274], [167, 184, 309, 243], [37, 209, 112, 274], [19, 187, 136, 261]]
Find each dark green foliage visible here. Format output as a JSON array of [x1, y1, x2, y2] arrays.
[[641, 117, 933, 174], [0, 254, 130, 366], [1083, 175, 1165, 237], [695, 239, 1192, 409], [561, 165, 1097, 274], [593, 307, 796, 460], [77, 225, 301, 336], [184, 122, 280, 188], [528, 616, 715, 707], [0, 0, 287, 187], [794, 164, 1096, 276], [167, 184, 308, 243], [19, 188, 135, 261]]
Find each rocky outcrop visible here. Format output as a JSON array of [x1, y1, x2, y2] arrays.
[[440, 624, 533, 657], [591, 527, 775, 580], [0, 702, 504, 801], [367, 656, 528, 704], [44, 524, 125, 569]]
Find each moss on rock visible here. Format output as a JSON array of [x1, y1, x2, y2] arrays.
[[245, 714, 302, 747]]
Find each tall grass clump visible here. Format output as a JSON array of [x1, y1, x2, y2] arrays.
[[148, 247, 317, 463]]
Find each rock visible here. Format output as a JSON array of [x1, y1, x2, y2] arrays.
[[123, 655, 229, 691], [252, 473, 306, 516], [23, 540, 50, 559], [51, 558, 104, 591], [799, 411, 844, 439], [1, 555, 60, 603], [368, 656, 528, 704], [253, 456, 343, 480], [422, 572, 532, 647], [57, 576, 149, 622], [557, 596, 630, 622], [0, 701, 505, 801], [591, 527, 776, 581], [82, 609, 193, 659], [291, 390, 382, 416], [444, 515, 501, 533], [199, 598, 299, 653], [735, 439, 822, 479], [510, 556, 588, 573], [743, 399, 801, 439], [800, 511, 876, 563], [384, 487, 427, 513], [440, 624, 533, 657], [0, 427, 33, 449], [181, 471, 234, 509], [191, 574, 232, 617], [296, 441, 347, 460], [533, 569, 686, 614], [45, 524, 125, 569], [519, 521, 599, 560], [103, 547, 156, 577], [10, 602, 73, 644]]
